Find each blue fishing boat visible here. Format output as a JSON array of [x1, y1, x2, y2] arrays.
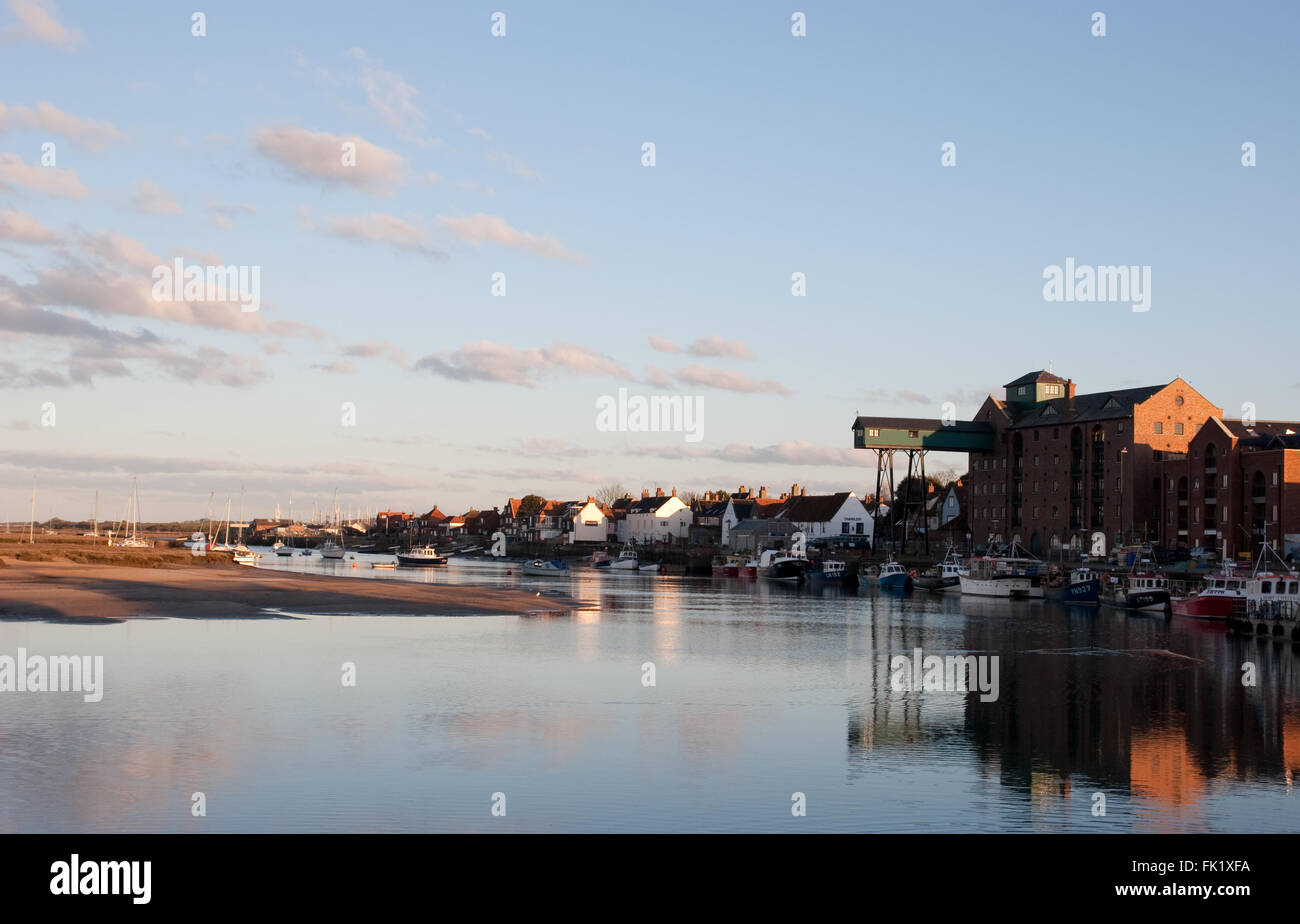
[[1061, 567, 1101, 605], [875, 557, 913, 592]]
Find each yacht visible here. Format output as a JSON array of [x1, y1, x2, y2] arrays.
[[395, 546, 447, 567], [320, 539, 346, 560]]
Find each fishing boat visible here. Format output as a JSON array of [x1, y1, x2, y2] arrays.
[[874, 557, 913, 592], [609, 543, 640, 571], [1100, 572, 1171, 612], [591, 550, 613, 569], [1052, 567, 1102, 605], [914, 547, 966, 592], [807, 559, 847, 581], [758, 548, 808, 583], [959, 556, 1033, 598], [232, 545, 256, 566], [1172, 562, 1247, 620], [523, 559, 569, 576], [396, 546, 447, 567]]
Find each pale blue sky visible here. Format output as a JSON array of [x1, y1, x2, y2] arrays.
[[2, 0, 1297, 522]]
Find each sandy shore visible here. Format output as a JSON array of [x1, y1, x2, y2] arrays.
[[0, 560, 577, 622]]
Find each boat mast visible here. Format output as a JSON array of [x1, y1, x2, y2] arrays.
[[28, 478, 35, 543]]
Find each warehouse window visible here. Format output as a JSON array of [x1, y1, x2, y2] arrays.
[[1154, 422, 1163, 434]]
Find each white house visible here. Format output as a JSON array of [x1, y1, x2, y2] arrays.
[[774, 491, 873, 545], [569, 499, 610, 543], [625, 491, 693, 543]]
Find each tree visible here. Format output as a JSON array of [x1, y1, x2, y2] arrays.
[[517, 495, 546, 518], [595, 484, 627, 507]]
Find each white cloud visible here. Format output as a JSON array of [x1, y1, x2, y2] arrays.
[[416, 340, 629, 387], [0, 100, 123, 149], [676, 364, 790, 396], [0, 151, 89, 197], [438, 213, 584, 265], [0, 207, 55, 243], [4, 0, 83, 49], [318, 211, 443, 258], [253, 124, 407, 192]]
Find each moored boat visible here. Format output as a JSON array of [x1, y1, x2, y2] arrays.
[[959, 555, 1032, 598], [874, 558, 913, 592], [523, 558, 569, 575], [758, 548, 807, 583], [609, 543, 640, 571], [396, 546, 447, 567], [1100, 572, 1170, 612], [914, 548, 966, 592], [807, 559, 847, 581], [1172, 564, 1247, 620], [232, 544, 256, 566], [320, 539, 346, 560], [1058, 567, 1101, 605]]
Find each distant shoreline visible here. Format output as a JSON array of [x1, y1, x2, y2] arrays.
[[0, 559, 575, 622]]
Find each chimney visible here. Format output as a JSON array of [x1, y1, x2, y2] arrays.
[[791, 483, 799, 497], [759, 486, 767, 499], [1066, 378, 1076, 400], [738, 484, 746, 496], [671, 487, 677, 497], [641, 488, 649, 499], [801, 487, 806, 496], [655, 487, 665, 497]]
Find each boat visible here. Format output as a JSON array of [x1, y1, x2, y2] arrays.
[[638, 562, 664, 573], [711, 554, 737, 577], [609, 543, 640, 571], [111, 478, 152, 548], [523, 559, 569, 576], [396, 546, 447, 567], [1100, 571, 1170, 612], [232, 545, 256, 566], [874, 557, 913, 592], [1055, 567, 1101, 605], [758, 548, 808, 583], [371, 561, 396, 570], [275, 542, 294, 557], [184, 530, 209, 550], [807, 559, 847, 581], [298, 548, 313, 557], [320, 539, 346, 560], [959, 556, 1033, 598], [1172, 562, 1247, 620], [591, 551, 613, 569], [914, 547, 966, 592]]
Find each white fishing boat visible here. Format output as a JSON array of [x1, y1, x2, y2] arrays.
[[395, 546, 447, 567], [523, 558, 569, 575], [232, 545, 256, 566], [609, 543, 640, 571], [959, 556, 1033, 598]]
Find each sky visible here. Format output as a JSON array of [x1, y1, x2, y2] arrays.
[[1, 0, 1297, 523]]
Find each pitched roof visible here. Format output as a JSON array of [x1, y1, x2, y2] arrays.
[[1004, 370, 1069, 388], [774, 492, 857, 524], [851, 415, 992, 433], [1005, 384, 1165, 429]]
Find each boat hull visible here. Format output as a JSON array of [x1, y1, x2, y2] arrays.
[[960, 575, 1031, 598], [915, 575, 960, 592], [396, 554, 447, 567], [1171, 594, 1236, 620], [760, 560, 807, 583]]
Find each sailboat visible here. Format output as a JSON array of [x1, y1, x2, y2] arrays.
[[320, 489, 346, 559], [111, 478, 151, 548]]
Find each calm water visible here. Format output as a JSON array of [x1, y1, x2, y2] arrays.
[[1, 550, 1297, 833]]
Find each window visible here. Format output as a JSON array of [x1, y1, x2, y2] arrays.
[[1175, 395, 1184, 406], [867, 428, 879, 437], [1116, 477, 1121, 490], [1273, 472, 1280, 485], [1034, 481, 1040, 493], [1153, 422, 1163, 434], [1034, 455, 1040, 466], [1193, 508, 1199, 524], [856, 522, 864, 535], [908, 430, 919, 438], [1033, 430, 1040, 441], [1222, 474, 1229, 488], [1118, 422, 1125, 434], [841, 522, 850, 534], [1017, 386, 1026, 396], [1052, 428, 1060, 439], [1193, 478, 1200, 490], [1174, 423, 1184, 435], [1168, 479, 1174, 493]]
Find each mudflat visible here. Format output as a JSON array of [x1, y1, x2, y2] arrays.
[[0, 560, 575, 622]]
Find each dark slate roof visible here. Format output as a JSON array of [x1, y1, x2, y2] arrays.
[[629, 496, 675, 513], [695, 500, 729, 517], [1004, 370, 1069, 388], [851, 416, 993, 433], [1222, 419, 1300, 440], [774, 492, 856, 524], [1005, 384, 1165, 429], [731, 499, 783, 522]]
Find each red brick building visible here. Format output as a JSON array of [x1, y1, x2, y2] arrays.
[[1155, 418, 1300, 559], [966, 371, 1223, 555]]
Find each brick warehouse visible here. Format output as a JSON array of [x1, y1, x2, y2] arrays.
[[855, 370, 1300, 559]]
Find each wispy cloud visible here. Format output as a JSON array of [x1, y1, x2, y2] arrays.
[[344, 47, 442, 149], [0, 207, 55, 243], [0, 100, 123, 149], [416, 341, 628, 387], [0, 151, 89, 197], [253, 124, 407, 192], [438, 213, 585, 265], [129, 179, 183, 216], [207, 200, 256, 230], [676, 364, 790, 396], [304, 208, 444, 258], [3, 0, 83, 50]]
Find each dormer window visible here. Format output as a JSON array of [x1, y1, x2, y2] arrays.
[[1103, 397, 1120, 410]]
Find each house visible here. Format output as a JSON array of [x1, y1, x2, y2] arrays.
[[774, 490, 873, 546], [625, 488, 693, 543], [689, 493, 730, 545], [926, 481, 965, 532], [721, 486, 785, 546], [569, 498, 612, 543], [463, 508, 501, 537], [727, 518, 801, 554]]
